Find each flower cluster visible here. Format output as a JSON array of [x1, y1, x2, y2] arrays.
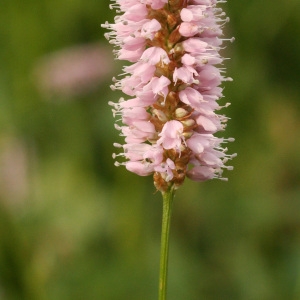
[[103, 0, 235, 192]]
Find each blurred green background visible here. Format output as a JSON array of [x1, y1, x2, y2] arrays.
[[1, 0, 300, 299]]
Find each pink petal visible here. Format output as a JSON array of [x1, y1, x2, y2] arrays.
[[181, 54, 196, 66], [140, 47, 170, 65], [179, 22, 199, 37], [141, 19, 162, 40], [187, 166, 215, 181], [157, 120, 183, 150], [183, 38, 207, 53], [196, 115, 218, 132], [180, 8, 193, 22], [186, 133, 210, 154], [126, 161, 153, 176], [178, 87, 203, 110]]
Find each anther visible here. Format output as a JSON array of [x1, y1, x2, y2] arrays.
[[113, 143, 122, 148]]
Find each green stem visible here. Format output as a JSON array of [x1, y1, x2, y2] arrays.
[[158, 188, 175, 300]]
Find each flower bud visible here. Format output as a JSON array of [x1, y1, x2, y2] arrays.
[[175, 108, 189, 118]]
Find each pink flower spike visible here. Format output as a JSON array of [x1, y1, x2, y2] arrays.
[[104, 0, 234, 190]]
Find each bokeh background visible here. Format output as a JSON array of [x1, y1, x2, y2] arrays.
[[1, 0, 300, 299]]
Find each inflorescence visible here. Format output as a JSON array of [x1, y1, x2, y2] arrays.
[[102, 0, 236, 192]]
